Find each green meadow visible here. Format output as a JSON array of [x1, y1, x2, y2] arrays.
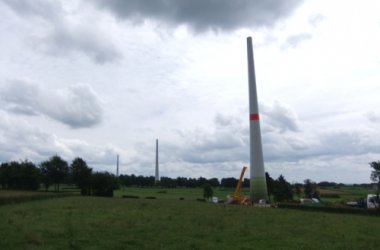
[[1, 188, 380, 249]]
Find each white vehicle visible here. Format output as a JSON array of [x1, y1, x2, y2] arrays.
[[367, 194, 379, 209]]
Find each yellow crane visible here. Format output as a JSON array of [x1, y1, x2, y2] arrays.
[[226, 166, 250, 205]]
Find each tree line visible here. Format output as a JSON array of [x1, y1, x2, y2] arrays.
[[2, 155, 377, 201], [0, 156, 118, 197], [0, 155, 297, 201]]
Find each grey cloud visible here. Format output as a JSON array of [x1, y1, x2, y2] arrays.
[[0, 111, 56, 162], [42, 22, 121, 64], [0, 79, 40, 114], [214, 113, 242, 128], [309, 14, 325, 27], [283, 33, 312, 48], [172, 103, 380, 168], [7, 105, 39, 116], [93, 0, 304, 32], [0, 79, 103, 128], [261, 101, 300, 133], [175, 114, 249, 164], [44, 84, 103, 128], [176, 103, 301, 165], [0, 111, 120, 170], [1, 0, 61, 21], [264, 128, 380, 163], [318, 130, 380, 157], [2, 0, 121, 64], [365, 112, 380, 123]]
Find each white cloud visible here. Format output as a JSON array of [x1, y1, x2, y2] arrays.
[[0, 79, 103, 128], [0, 0, 379, 184], [2, 0, 122, 64]]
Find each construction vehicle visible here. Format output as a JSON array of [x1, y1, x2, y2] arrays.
[[225, 166, 251, 205]]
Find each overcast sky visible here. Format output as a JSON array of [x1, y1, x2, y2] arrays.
[[1, 0, 380, 183]]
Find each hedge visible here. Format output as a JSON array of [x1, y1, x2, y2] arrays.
[[277, 202, 380, 216]]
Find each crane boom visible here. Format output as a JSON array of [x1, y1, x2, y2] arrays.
[[234, 166, 247, 196]]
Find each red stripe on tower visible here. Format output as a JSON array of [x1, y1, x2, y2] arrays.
[[250, 113, 259, 121]]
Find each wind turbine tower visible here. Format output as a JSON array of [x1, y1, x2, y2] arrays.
[[155, 139, 159, 184], [116, 154, 119, 176], [247, 37, 269, 202]]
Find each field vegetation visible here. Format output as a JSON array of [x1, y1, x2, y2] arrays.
[[2, 157, 380, 249], [1, 194, 380, 250]]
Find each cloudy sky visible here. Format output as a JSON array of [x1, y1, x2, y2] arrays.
[[1, 0, 379, 183]]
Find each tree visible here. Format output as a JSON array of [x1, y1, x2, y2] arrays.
[[40, 155, 69, 192], [221, 177, 237, 188], [370, 161, 380, 204], [71, 157, 92, 195], [294, 183, 302, 198], [203, 183, 213, 200], [304, 179, 313, 198], [265, 172, 275, 200], [208, 178, 220, 187], [272, 175, 293, 202], [91, 172, 118, 197], [303, 179, 319, 200], [19, 160, 40, 190], [0, 160, 39, 190]]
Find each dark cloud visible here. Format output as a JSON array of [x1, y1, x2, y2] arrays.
[[1, 0, 61, 21], [0, 79, 103, 128], [93, 0, 304, 32]]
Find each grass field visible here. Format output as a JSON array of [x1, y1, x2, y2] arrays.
[[1, 189, 380, 249]]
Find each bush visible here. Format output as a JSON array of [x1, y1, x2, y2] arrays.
[[202, 184, 213, 200], [145, 196, 157, 199], [277, 202, 380, 216], [122, 195, 140, 199], [91, 172, 118, 197], [320, 194, 340, 198]]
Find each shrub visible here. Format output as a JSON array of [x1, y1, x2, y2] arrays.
[[202, 184, 213, 200], [277, 202, 380, 216], [91, 172, 118, 197], [122, 195, 140, 199], [320, 194, 340, 198], [145, 196, 157, 199]]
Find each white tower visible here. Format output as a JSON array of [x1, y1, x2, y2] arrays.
[[247, 37, 268, 202], [155, 139, 159, 184]]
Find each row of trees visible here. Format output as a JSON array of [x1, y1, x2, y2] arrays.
[[119, 172, 316, 202], [0, 156, 118, 197], [4, 156, 378, 201]]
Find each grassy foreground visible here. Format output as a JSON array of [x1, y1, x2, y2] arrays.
[[1, 196, 380, 250]]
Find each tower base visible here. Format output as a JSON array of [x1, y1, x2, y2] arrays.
[[250, 176, 269, 202]]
